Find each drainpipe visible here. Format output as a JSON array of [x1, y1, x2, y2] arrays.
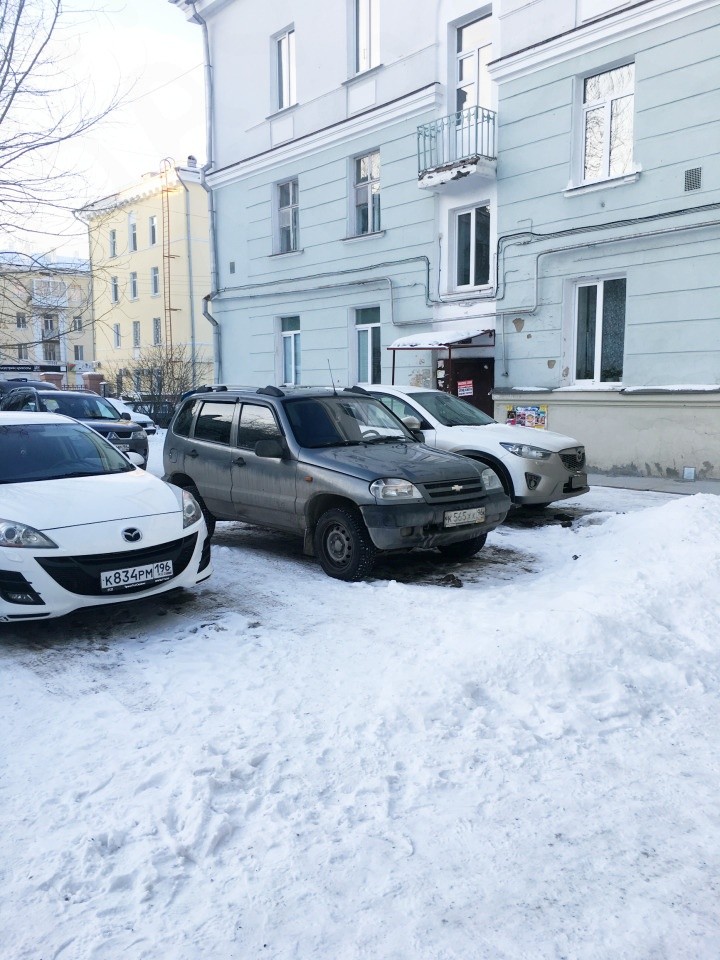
[[176, 167, 197, 384], [203, 295, 222, 383]]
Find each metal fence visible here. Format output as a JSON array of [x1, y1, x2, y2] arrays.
[[417, 106, 497, 177]]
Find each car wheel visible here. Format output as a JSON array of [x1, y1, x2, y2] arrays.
[[437, 533, 487, 561], [314, 507, 376, 581], [188, 484, 216, 537], [471, 457, 513, 499]]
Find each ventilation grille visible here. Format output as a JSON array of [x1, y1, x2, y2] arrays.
[[684, 167, 702, 192]]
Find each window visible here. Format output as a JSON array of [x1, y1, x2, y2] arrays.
[[128, 214, 137, 252], [276, 27, 296, 110], [582, 63, 634, 182], [134, 371, 142, 391], [456, 205, 490, 288], [16, 313, 26, 329], [132, 320, 141, 348], [129, 272, 138, 300], [575, 278, 626, 382], [74, 345, 84, 361], [150, 267, 160, 296], [281, 316, 301, 385], [111, 276, 119, 303], [194, 401, 234, 445], [237, 404, 281, 449], [353, 151, 380, 235], [456, 16, 492, 111], [71, 316, 82, 331], [43, 314, 56, 333], [43, 343, 58, 362], [17, 344, 28, 360], [355, 306, 381, 383], [113, 323, 121, 348], [152, 317, 162, 346], [174, 399, 199, 437], [149, 215, 157, 246], [277, 179, 299, 253], [109, 229, 117, 258], [355, 0, 379, 73]]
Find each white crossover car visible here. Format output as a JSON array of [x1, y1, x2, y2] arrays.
[[106, 397, 157, 434], [0, 412, 211, 622], [368, 385, 588, 507]]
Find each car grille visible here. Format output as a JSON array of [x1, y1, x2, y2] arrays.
[[418, 477, 486, 504], [97, 426, 136, 440], [560, 447, 585, 471], [35, 533, 198, 596]]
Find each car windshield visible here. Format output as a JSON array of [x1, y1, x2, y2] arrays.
[[285, 395, 414, 448], [412, 391, 496, 427], [0, 422, 135, 483], [41, 394, 121, 421]]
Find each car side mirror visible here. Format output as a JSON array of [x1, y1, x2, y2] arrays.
[[402, 416, 421, 431], [255, 437, 288, 459], [119, 411, 131, 420], [125, 451, 145, 467]]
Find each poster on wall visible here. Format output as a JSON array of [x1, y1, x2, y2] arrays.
[[505, 404, 548, 429], [457, 380, 474, 397]]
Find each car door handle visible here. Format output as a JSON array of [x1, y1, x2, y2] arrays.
[[233, 456, 245, 466], [187, 449, 199, 458]]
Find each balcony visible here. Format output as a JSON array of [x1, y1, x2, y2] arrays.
[[417, 106, 497, 190]]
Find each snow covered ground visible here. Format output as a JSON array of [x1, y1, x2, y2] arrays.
[[2, 433, 720, 959]]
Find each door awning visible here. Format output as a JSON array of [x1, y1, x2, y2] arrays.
[[387, 324, 495, 350]]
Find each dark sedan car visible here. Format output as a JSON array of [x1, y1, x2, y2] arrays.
[[0, 387, 149, 467]]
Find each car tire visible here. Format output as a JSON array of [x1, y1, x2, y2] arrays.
[[469, 456, 514, 499], [437, 533, 487, 561], [314, 507, 376, 582], [187, 484, 216, 537]]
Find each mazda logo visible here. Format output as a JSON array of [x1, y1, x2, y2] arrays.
[[122, 527, 142, 543]]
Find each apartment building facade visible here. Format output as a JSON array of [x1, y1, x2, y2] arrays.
[[0, 254, 95, 385], [79, 161, 212, 395], [490, 0, 720, 478]]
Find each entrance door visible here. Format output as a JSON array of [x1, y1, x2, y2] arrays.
[[445, 357, 495, 417]]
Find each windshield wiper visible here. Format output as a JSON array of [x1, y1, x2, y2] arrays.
[[363, 435, 409, 444]]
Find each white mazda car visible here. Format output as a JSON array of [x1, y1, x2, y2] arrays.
[[368, 385, 588, 507], [0, 412, 211, 622]]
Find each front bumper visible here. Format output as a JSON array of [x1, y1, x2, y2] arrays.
[[359, 490, 510, 551], [513, 471, 588, 505]]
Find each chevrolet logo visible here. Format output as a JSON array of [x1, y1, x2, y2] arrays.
[[451, 484, 463, 492]]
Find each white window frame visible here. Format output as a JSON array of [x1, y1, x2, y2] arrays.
[[578, 62, 635, 185], [275, 26, 296, 111], [17, 343, 28, 360], [354, 305, 381, 384], [453, 203, 491, 290], [113, 323, 121, 348], [73, 345, 84, 361], [16, 313, 27, 329], [128, 213, 138, 252], [129, 271, 138, 300], [150, 266, 160, 296], [42, 314, 56, 333], [152, 316, 162, 346], [132, 320, 141, 349], [572, 276, 627, 384], [149, 215, 157, 246], [454, 14, 492, 113], [279, 316, 301, 385], [71, 316, 82, 332], [352, 151, 381, 236], [110, 276, 119, 304], [109, 229, 117, 258], [276, 178, 299, 254], [354, 0, 379, 74]]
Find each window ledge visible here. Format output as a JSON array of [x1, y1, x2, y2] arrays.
[[342, 230, 386, 243], [270, 248, 304, 258], [342, 64, 384, 86], [265, 104, 299, 121], [564, 168, 641, 196]]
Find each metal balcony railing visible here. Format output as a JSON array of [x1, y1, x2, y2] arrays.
[[417, 106, 497, 178]]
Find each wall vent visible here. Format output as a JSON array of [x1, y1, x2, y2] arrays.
[[684, 167, 702, 191]]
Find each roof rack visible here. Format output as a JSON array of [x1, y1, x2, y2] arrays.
[[257, 385, 285, 397], [345, 384, 369, 394]]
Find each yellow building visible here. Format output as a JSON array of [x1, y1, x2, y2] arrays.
[[79, 159, 212, 396], [0, 254, 95, 386]]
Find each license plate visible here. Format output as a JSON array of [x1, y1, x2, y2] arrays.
[[115, 443, 130, 452], [444, 506, 485, 528], [570, 473, 587, 489], [101, 560, 174, 591]]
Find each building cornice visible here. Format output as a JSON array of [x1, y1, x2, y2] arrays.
[[207, 84, 440, 188], [489, 0, 718, 82], [78, 166, 202, 220]]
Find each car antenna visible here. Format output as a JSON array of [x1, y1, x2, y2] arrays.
[[327, 359, 338, 395]]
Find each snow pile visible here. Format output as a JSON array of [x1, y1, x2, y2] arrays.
[[2, 493, 720, 959]]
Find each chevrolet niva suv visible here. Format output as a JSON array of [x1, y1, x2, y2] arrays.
[[163, 385, 511, 581]]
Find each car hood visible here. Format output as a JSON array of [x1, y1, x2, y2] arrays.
[[83, 418, 145, 433], [1, 470, 180, 531], [443, 422, 582, 452], [300, 440, 484, 481]]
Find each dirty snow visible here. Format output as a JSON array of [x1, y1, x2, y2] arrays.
[[2, 434, 720, 959]]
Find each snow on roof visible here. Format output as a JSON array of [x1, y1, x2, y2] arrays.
[[388, 323, 495, 350]]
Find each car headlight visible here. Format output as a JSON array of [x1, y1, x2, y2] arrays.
[[499, 442, 552, 460], [132, 429, 147, 440], [181, 489, 203, 528], [0, 518, 58, 549], [481, 467, 505, 491], [369, 478, 423, 500]]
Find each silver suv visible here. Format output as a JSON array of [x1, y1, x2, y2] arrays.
[[163, 385, 511, 581]]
